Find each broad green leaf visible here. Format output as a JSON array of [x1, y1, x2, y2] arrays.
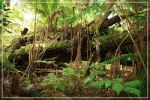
[[105, 80, 112, 88], [124, 87, 141, 97], [112, 82, 124, 95]]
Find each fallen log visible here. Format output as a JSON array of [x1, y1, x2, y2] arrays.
[[7, 31, 141, 69]]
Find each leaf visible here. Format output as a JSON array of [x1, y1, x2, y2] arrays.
[[112, 82, 124, 95], [90, 81, 105, 88], [83, 76, 93, 85], [124, 80, 142, 88], [54, 83, 65, 91], [114, 78, 124, 83], [105, 80, 112, 88], [62, 68, 75, 76], [124, 87, 141, 96]]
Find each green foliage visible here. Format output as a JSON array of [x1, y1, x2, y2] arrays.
[[62, 67, 76, 88], [87, 78, 142, 96], [53, 82, 65, 91], [112, 82, 124, 95], [62, 67, 75, 76], [114, 78, 124, 83], [102, 53, 137, 64], [124, 87, 141, 97], [14, 45, 30, 54], [64, 1, 106, 25], [45, 40, 71, 49], [104, 80, 112, 88], [85, 53, 137, 82], [83, 75, 95, 85], [90, 80, 105, 88], [42, 73, 64, 91], [0, 2, 12, 33], [89, 62, 106, 76], [0, 0, 4, 10], [42, 67, 77, 91], [0, 52, 17, 72], [124, 80, 142, 88]]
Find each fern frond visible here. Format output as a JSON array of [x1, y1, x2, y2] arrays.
[[105, 80, 112, 88], [102, 53, 137, 64], [83, 76, 94, 85], [90, 81, 105, 88], [112, 82, 124, 95], [62, 67, 75, 76], [114, 78, 124, 83], [124, 80, 142, 88], [124, 87, 141, 96]]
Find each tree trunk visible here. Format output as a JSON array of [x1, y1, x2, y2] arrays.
[[95, 36, 101, 62], [75, 25, 82, 65]]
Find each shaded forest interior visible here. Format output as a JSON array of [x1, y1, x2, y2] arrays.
[[0, 0, 149, 98]]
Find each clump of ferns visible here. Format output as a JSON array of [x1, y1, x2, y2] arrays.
[[83, 77, 142, 97]]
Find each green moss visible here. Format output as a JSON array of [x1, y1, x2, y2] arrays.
[[0, 51, 17, 72], [45, 40, 72, 49], [14, 44, 31, 54]]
